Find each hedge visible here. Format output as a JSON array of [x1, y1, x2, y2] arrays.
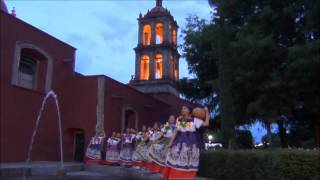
[[198, 149, 320, 180]]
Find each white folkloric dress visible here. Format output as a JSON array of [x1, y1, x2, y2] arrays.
[[149, 124, 177, 166], [105, 137, 121, 163], [133, 132, 149, 162], [165, 116, 203, 171], [85, 136, 104, 160], [144, 129, 162, 163], [132, 132, 144, 162], [119, 134, 135, 164]]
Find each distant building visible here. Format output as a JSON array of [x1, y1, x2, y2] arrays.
[[0, 0, 194, 162]]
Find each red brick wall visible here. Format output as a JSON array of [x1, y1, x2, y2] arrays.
[[59, 77, 98, 162], [0, 11, 192, 163], [0, 11, 76, 162], [104, 76, 171, 137]]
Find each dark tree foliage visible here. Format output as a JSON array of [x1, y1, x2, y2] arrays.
[[179, 0, 320, 148], [235, 130, 254, 149]]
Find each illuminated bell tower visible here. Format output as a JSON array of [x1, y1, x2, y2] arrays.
[[130, 0, 180, 96]]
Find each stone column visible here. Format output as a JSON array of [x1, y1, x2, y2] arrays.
[[163, 50, 169, 79], [138, 22, 143, 45], [149, 51, 155, 80], [135, 53, 141, 80], [96, 77, 105, 134], [163, 20, 169, 44], [169, 55, 174, 79], [151, 21, 156, 45], [176, 55, 179, 80]]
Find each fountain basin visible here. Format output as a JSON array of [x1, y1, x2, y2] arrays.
[[0, 161, 82, 178]]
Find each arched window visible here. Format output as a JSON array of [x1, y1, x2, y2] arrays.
[[172, 29, 177, 45], [17, 55, 37, 89], [154, 53, 163, 79], [140, 55, 150, 80], [143, 25, 151, 45], [12, 42, 53, 92], [156, 23, 163, 44]]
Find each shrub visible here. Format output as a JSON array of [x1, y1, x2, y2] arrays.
[[198, 149, 320, 180]]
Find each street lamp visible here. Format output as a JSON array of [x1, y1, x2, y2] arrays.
[[208, 135, 213, 143]]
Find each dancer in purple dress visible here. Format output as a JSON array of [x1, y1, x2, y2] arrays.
[[120, 128, 135, 166], [163, 106, 209, 180], [85, 131, 105, 164], [104, 132, 121, 165], [149, 115, 176, 173]]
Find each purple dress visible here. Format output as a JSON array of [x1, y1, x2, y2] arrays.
[[85, 136, 104, 160], [119, 134, 135, 164], [165, 116, 203, 171], [105, 137, 120, 163]]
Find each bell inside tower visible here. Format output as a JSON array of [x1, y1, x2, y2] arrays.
[[131, 0, 180, 96]]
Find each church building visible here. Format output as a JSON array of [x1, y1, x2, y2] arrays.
[[0, 0, 194, 162]]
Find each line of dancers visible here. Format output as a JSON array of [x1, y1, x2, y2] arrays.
[[85, 105, 209, 180]]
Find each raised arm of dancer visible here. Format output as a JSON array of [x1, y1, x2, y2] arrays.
[[166, 129, 177, 148], [202, 107, 210, 127]]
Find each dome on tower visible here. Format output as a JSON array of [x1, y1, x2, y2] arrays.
[[143, 0, 172, 18], [144, 6, 171, 18], [0, 0, 8, 13]]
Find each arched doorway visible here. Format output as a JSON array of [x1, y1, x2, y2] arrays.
[[73, 130, 85, 162], [122, 107, 138, 131], [66, 128, 85, 162]]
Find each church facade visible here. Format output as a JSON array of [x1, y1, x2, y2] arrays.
[[0, 0, 194, 162]]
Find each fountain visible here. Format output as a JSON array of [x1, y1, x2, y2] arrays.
[[23, 90, 64, 179]]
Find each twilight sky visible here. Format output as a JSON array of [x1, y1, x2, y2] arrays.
[[6, 0, 212, 83], [5, 0, 269, 143]]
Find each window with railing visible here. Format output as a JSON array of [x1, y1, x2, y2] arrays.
[[17, 56, 37, 89]]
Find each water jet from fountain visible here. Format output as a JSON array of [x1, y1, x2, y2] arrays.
[[23, 90, 64, 179]]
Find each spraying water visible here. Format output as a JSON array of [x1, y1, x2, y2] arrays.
[[23, 90, 64, 179]]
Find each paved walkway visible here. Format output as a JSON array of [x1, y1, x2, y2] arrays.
[[0, 161, 210, 180]]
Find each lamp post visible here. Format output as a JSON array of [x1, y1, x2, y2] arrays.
[[208, 135, 213, 144]]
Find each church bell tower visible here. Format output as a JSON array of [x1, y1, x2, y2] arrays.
[[130, 0, 180, 96]]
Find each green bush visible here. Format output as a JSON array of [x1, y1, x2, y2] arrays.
[[198, 149, 320, 180]]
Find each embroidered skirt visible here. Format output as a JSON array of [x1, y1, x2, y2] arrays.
[[166, 131, 200, 171], [149, 137, 170, 166], [120, 143, 134, 163], [85, 143, 102, 160], [105, 145, 120, 163], [134, 141, 150, 162]]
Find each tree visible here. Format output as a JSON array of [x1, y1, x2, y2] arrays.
[[180, 0, 320, 148], [235, 130, 254, 149]]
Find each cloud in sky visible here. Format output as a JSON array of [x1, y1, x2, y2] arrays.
[[6, 0, 212, 83]]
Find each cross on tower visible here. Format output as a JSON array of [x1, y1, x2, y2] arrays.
[[156, 0, 162, 7]]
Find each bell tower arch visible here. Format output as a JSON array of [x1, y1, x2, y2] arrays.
[[130, 0, 180, 96]]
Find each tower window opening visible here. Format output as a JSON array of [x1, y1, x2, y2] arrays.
[[154, 53, 163, 79], [174, 63, 178, 80], [156, 23, 163, 44], [143, 25, 151, 45], [140, 55, 150, 80]]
